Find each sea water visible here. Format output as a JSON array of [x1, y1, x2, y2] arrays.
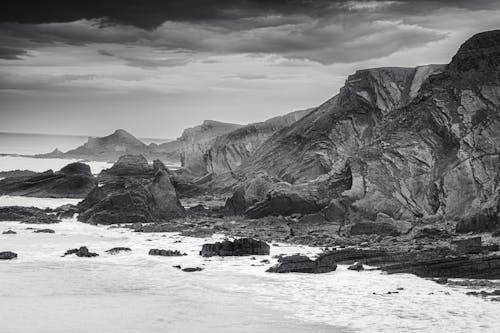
[[0, 141, 499, 333]]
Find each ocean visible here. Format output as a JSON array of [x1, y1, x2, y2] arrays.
[[0, 135, 499, 333]]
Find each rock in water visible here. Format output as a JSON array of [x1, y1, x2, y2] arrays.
[[0, 162, 96, 198], [33, 228, 55, 234], [348, 262, 364, 271], [267, 254, 337, 273], [0, 251, 18, 260], [77, 155, 185, 225], [106, 247, 131, 254], [148, 249, 186, 256], [0, 206, 60, 224], [63, 246, 98, 257], [200, 238, 270, 257], [182, 267, 203, 272]]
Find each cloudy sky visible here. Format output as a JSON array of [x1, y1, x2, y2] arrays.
[[1, 0, 499, 138]]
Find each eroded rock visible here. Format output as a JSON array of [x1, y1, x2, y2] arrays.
[[200, 238, 270, 257]]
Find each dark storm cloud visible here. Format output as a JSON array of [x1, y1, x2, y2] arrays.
[[0, 0, 498, 66], [0, 46, 28, 59], [3, 1, 500, 29]]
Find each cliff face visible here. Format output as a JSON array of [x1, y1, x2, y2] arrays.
[[177, 120, 243, 175], [239, 30, 500, 224], [205, 109, 312, 176]]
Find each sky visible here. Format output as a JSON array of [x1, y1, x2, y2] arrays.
[[1, 0, 499, 139]]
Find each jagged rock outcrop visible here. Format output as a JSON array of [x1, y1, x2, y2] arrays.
[[200, 238, 270, 257], [148, 249, 186, 256], [63, 246, 98, 257], [0, 162, 96, 198], [77, 155, 185, 225], [0, 206, 60, 224], [205, 109, 312, 176], [233, 30, 500, 227], [267, 253, 337, 273], [226, 160, 352, 218]]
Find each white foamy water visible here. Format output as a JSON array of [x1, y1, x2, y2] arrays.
[[0, 156, 112, 175], [0, 195, 81, 209], [0, 198, 499, 333]]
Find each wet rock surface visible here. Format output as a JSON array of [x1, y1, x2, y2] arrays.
[[33, 228, 55, 233], [63, 246, 98, 258], [105, 247, 131, 254], [200, 238, 270, 257], [0, 206, 60, 224], [0, 162, 97, 198], [182, 267, 203, 272], [149, 249, 186, 256], [77, 155, 185, 225], [267, 253, 338, 273], [0, 251, 17, 260]]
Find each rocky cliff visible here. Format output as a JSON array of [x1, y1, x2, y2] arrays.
[[205, 109, 312, 176], [233, 30, 500, 226], [176, 120, 243, 175]]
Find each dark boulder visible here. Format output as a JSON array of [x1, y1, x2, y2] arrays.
[[78, 155, 185, 225], [33, 228, 55, 234], [2, 230, 16, 234], [0, 162, 96, 198], [63, 246, 98, 257], [348, 262, 364, 271], [182, 267, 203, 272], [0, 206, 60, 224], [245, 191, 318, 219], [0, 251, 17, 260], [105, 247, 131, 254], [149, 249, 186, 256], [200, 238, 270, 257], [224, 187, 247, 215], [267, 253, 337, 273]]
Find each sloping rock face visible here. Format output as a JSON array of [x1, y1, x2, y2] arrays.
[[0, 162, 96, 198], [205, 109, 312, 176], [237, 30, 500, 225], [78, 155, 185, 225], [200, 238, 270, 257], [177, 120, 243, 176]]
